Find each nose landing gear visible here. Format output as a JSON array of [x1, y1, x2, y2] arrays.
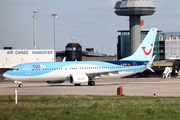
[[14, 81, 23, 88], [18, 84, 23, 88]]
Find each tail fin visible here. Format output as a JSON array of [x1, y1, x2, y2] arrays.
[[122, 28, 157, 61]]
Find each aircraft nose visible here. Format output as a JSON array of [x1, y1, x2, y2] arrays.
[[3, 73, 7, 78], [3, 73, 10, 79]]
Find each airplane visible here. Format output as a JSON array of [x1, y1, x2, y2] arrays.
[[3, 28, 157, 88]]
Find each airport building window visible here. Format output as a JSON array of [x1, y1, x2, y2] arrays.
[[66, 47, 81, 51]]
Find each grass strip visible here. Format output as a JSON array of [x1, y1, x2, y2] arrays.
[[0, 95, 180, 120]]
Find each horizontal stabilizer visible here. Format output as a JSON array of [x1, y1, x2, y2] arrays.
[[147, 67, 155, 72]]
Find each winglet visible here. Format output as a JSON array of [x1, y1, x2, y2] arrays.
[[62, 57, 66, 62], [146, 55, 156, 72]]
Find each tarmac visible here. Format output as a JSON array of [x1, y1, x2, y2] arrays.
[[1, 78, 180, 97]]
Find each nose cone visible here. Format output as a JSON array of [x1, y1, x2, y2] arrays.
[[3, 72, 11, 80], [3, 73, 8, 78]]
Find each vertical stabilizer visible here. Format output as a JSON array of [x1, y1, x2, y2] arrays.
[[121, 28, 157, 61]]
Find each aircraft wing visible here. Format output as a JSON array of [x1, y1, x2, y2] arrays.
[[86, 56, 156, 78], [86, 67, 146, 78]]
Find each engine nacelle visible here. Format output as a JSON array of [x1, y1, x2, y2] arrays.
[[46, 80, 65, 84], [69, 73, 89, 84]]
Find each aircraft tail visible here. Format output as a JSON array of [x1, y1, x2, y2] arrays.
[[121, 28, 157, 61]]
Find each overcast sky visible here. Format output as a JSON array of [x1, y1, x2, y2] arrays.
[[0, 0, 180, 55]]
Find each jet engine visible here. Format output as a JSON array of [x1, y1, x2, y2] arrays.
[[69, 73, 89, 84]]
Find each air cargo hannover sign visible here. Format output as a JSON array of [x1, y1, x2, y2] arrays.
[[6, 50, 53, 55], [0, 49, 54, 68]]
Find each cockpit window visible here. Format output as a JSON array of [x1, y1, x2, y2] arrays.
[[12, 68, 19, 71], [9, 68, 19, 71]]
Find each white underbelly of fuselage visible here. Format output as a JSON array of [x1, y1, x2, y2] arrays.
[[6, 70, 67, 82]]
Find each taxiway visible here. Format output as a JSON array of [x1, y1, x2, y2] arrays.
[[0, 78, 180, 96]]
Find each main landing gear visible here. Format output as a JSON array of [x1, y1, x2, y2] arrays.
[[88, 81, 95, 86]]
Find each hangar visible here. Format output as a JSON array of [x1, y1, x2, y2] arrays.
[[0, 48, 54, 81]]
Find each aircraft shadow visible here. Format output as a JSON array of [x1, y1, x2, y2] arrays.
[[6, 82, 128, 88]]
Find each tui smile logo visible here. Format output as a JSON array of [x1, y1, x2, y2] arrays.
[[141, 44, 153, 55]]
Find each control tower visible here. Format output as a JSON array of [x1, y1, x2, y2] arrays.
[[114, 0, 155, 54]]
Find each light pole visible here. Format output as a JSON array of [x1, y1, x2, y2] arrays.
[[32, 10, 38, 50], [52, 13, 57, 62]]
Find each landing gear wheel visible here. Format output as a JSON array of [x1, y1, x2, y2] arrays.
[[88, 81, 95, 86], [18, 84, 23, 88], [91, 81, 95, 86], [88, 81, 91, 86], [74, 84, 81, 86]]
